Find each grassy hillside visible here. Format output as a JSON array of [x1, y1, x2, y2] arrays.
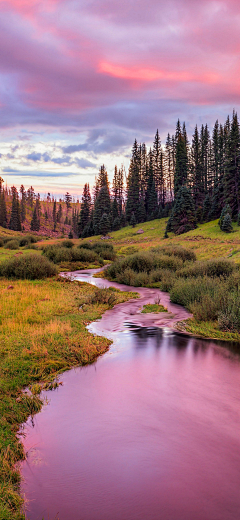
[[106, 218, 240, 263]]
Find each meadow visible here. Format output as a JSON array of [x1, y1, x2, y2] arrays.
[[1, 216, 240, 518]]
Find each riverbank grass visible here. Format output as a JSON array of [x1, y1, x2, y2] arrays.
[[0, 277, 137, 520], [141, 303, 168, 313]]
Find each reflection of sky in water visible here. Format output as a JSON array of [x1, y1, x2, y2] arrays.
[[21, 317, 240, 520]]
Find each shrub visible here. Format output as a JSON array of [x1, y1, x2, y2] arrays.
[[178, 258, 236, 279], [170, 276, 219, 308], [218, 290, 240, 331], [4, 239, 20, 250], [19, 234, 38, 246], [83, 287, 117, 307], [92, 242, 116, 261], [0, 254, 57, 279], [43, 245, 100, 264], [0, 239, 4, 247], [152, 245, 196, 262], [62, 240, 74, 248]]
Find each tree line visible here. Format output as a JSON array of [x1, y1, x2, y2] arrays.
[[79, 111, 240, 237], [1, 111, 240, 237]]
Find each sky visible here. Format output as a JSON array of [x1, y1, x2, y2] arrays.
[[0, 0, 240, 197]]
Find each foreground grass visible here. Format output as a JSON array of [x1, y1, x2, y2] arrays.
[[0, 277, 136, 520], [176, 318, 240, 343]]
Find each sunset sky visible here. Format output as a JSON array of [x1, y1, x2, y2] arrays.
[[0, 0, 239, 197]]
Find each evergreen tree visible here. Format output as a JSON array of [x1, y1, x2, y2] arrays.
[[27, 186, 35, 207], [113, 217, 121, 231], [202, 194, 211, 222], [130, 212, 137, 227], [153, 129, 165, 206], [126, 140, 140, 222], [166, 186, 197, 235], [221, 213, 233, 233], [9, 187, 21, 231], [0, 189, 7, 228], [65, 192, 72, 212], [137, 198, 146, 223], [219, 204, 232, 230], [19, 184, 26, 223], [223, 112, 240, 219], [99, 213, 110, 236], [30, 199, 40, 231], [57, 203, 62, 223], [52, 199, 57, 222], [174, 124, 188, 196]]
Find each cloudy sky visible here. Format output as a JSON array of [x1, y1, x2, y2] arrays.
[[0, 0, 239, 197]]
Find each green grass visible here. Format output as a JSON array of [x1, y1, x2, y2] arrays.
[[176, 318, 240, 343], [0, 277, 137, 520], [141, 303, 168, 313]]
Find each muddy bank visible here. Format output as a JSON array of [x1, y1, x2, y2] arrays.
[[63, 268, 192, 340]]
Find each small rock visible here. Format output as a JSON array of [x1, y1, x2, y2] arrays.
[[136, 229, 144, 234]]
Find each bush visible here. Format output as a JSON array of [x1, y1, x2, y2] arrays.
[[43, 245, 100, 264], [82, 287, 117, 307], [170, 276, 219, 308], [4, 239, 20, 250], [62, 240, 74, 248], [19, 234, 38, 246], [0, 239, 4, 247], [218, 290, 240, 331], [178, 258, 236, 279], [0, 254, 57, 279], [152, 245, 196, 262]]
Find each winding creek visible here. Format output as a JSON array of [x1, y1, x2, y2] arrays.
[[21, 269, 240, 520]]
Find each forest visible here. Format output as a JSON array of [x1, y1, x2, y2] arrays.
[[1, 111, 240, 238]]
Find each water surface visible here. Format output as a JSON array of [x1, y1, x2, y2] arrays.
[[21, 270, 240, 520]]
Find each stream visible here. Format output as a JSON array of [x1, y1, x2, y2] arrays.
[[21, 269, 240, 520]]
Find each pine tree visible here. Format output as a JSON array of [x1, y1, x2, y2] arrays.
[[65, 192, 72, 212], [223, 112, 240, 219], [52, 200, 57, 222], [9, 187, 21, 231], [27, 186, 35, 207], [19, 185, 26, 223], [202, 194, 211, 222], [113, 217, 121, 231], [219, 204, 232, 230], [130, 212, 137, 227], [0, 189, 7, 228], [174, 124, 188, 196], [99, 213, 110, 236], [137, 198, 146, 223], [166, 186, 197, 235], [153, 129, 165, 206], [126, 140, 140, 222], [30, 199, 40, 231], [57, 203, 62, 223], [221, 214, 233, 233]]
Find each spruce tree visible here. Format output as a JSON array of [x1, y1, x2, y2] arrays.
[[30, 199, 40, 231], [223, 112, 240, 219], [126, 140, 140, 222], [130, 212, 137, 227], [19, 184, 26, 223], [221, 214, 233, 233], [174, 127, 188, 196], [9, 187, 21, 231], [65, 192, 72, 212], [166, 186, 197, 235], [0, 189, 7, 228], [99, 213, 110, 236]]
